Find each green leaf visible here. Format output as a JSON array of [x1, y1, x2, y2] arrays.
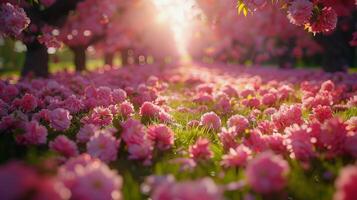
[[243, 7, 248, 16]]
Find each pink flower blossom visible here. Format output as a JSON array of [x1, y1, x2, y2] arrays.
[[151, 178, 223, 200], [193, 93, 214, 104], [318, 118, 347, 158], [310, 105, 333, 123], [246, 151, 290, 194], [334, 165, 357, 200], [50, 135, 79, 158], [227, 114, 249, 134], [309, 7, 338, 33], [344, 134, 357, 159], [50, 108, 72, 131], [187, 119, 200, 127], [200, 112, 221, 131], [58, 155, 123, 200], [221, 145, 252, 168], [16, 120, 47, 145], [140, 101, 172, 122], [112, 88, 127, 103], [81, 107, 113, 127], [287, 0, 313, 26], [121, 119, 147, 145], [147, 124, 174, 150], [284, 124, 315, 161], [119, 101, 134, 118], [62, 95, 83, 114], [0, 3, 30, 37], [87, 132, 120, 163], [346, 117, 357, 133], [218, 127, 238, 150], [77, 124, 99, 143], [272, 104, 303, 131], [262, 92, 277, 106], [0, 162, 38, 200], [17, 93, 38, 113], [127, 140, 153, 165], [215, 94, 232, 114], [189, 138, 213, 160]]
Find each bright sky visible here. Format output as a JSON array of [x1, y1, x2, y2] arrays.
[[151, 0, 202, 60]]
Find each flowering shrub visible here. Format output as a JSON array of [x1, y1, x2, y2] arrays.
[[0, 63, 356, 199]]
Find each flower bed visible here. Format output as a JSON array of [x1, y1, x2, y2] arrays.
[[0, 63, 356, 200]]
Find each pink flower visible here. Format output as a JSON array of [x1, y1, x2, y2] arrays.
[[218, 127, 238, 150], [215, 94, 232, 114], [221, 145, 252, 168], [242, 98, 260, 108], [284, 124, 315, 161], [262, 93, 277, 106], [263, 107, 277, 115], [196, 84, 214, 94], [193, 93, 214, 104], [0, 3, 30, 37], [121, 119, 147, 145], [147, 124, 174, 150], [244, 0, 267, 11], [227, 114, 249, 134], [246, 151, 290, 194], [50, 108, 72, 131], [87, 132, 120, 163], [151, 178, 222, 200], [112, 88, 127, 103], [33, 109, 51, 122], [18, 93, 38, 113], [127, 140, 153, 165], [243, 129, 268, 153], [320, 80, 335, 92], [318, 118, 347, 158], [0, 162, 38, 200], [287, 0, 313, 26], [346, 117, 357, 133], [334, 165, 357, 200], [310, 105, 333, 123], [50, 135, 79, 158], [77, 124, 99, 143], [187, 120, 200, 127], [200, 112, 221, 131], [222, 85, 238, 98], [265, 133, 287, 154], [16, 120, 47, 145], [344, 134, 357, 159], [272, 104, 302, 131], [119, 101, 134, 118], [37, 25, 61, 49], [309, 7, 338, 33], [189, 138, 213, 160], [58, 155, 123, 200], [257, 120, 275, 135], [62, 95, 83, 114], [81, 107, 113, 127], [140, 101, 171, 122]]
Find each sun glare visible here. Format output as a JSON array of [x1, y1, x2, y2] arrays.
[[152, 0, 201, 62]]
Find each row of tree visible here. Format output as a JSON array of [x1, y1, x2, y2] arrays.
[[0, 0, 356, 77]]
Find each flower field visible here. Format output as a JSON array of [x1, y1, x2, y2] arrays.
[[0, 63, 356, 200]]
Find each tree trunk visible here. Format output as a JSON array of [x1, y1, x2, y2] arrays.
[[72, 46, 86, 72], [315, 16, 355, 72], [21, 41, 49, 77], [104, 53, 114, 66]]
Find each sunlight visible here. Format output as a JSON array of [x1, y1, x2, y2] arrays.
[[152, 0, 201, 62]]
